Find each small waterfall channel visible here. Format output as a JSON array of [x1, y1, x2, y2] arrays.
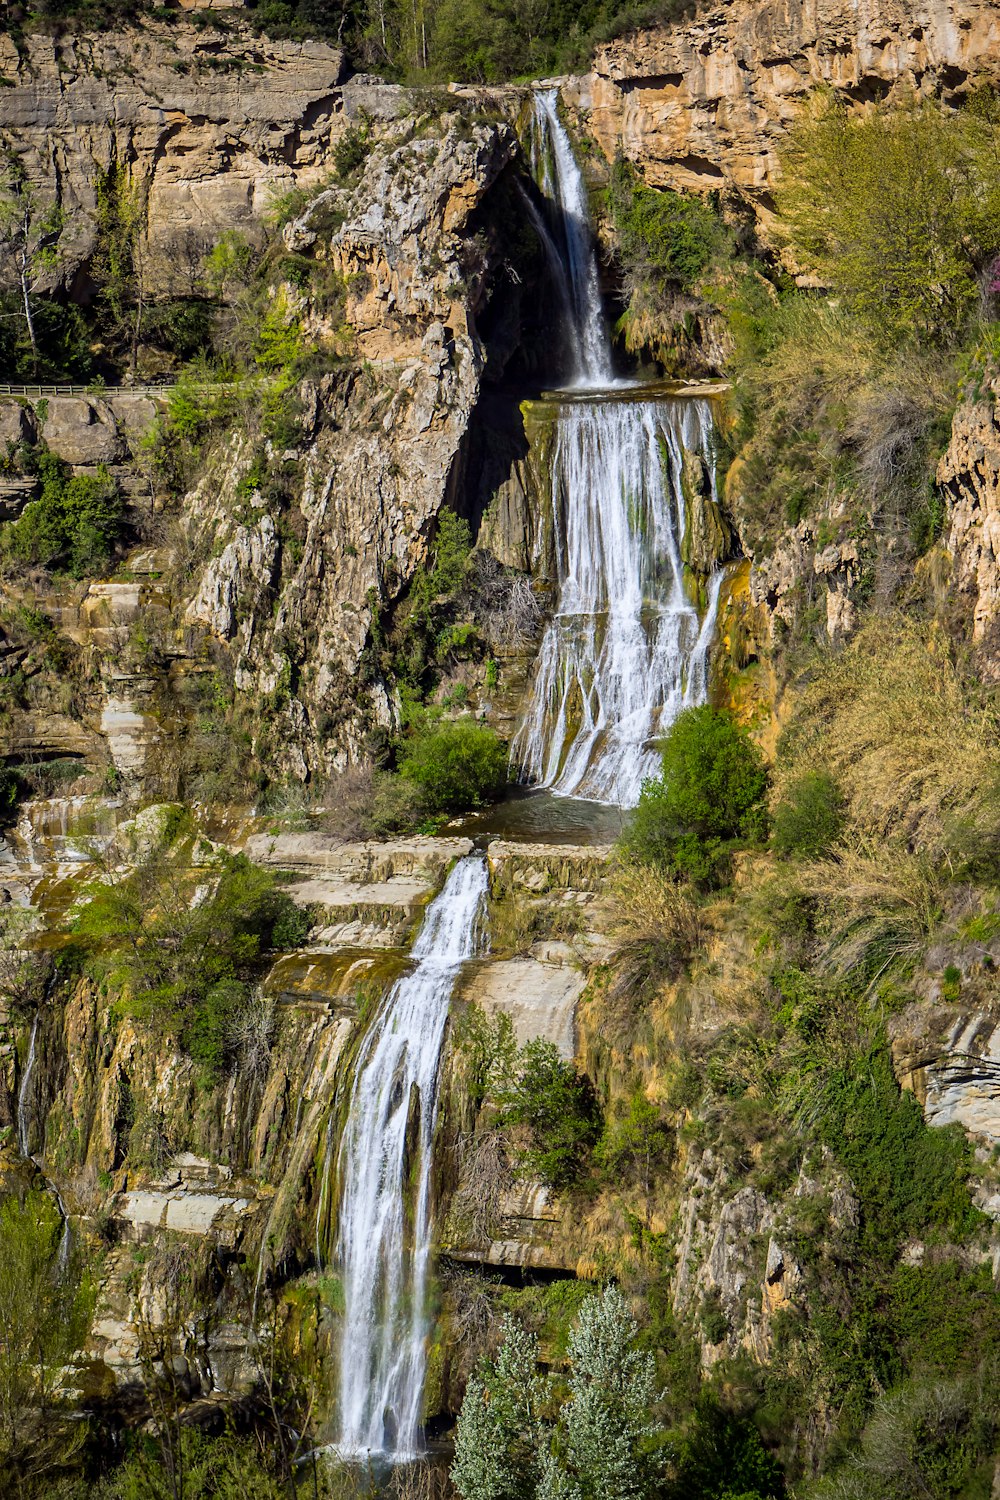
[[514, 89, 724, 807], [330, 854, 489, 1460]]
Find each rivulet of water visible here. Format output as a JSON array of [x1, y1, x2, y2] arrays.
[[511, 396, 723, 807], [332, 855, 489, 1459]]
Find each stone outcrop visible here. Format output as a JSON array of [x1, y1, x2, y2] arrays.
[[892, 1003, 1000, 1144], [178, 114, 518, 778], [577, 0, 1000, 227], [938, 380, 1000, 646]]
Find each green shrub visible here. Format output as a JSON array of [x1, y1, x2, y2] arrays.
[[72, 848, 310, 1074], [398, 717, 507, 813], [771, 771, 844, 858], [496, 1037, 600, 1189], [608, 155, 729, 296], [778, 94, 1000, 345], [621, 706, 769, 886], [333, 125, 368, 180], [4, 451, 125, 577]]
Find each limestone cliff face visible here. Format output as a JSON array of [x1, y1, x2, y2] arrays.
[[0, 22, 347, 294], [180, 116, 518, 780], [576, 0, 1000, 223], [938, 379, 1000, 656]]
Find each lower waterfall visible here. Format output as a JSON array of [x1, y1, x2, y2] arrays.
[[511, 393, 724, 808], [331, 854, 489, 1460]]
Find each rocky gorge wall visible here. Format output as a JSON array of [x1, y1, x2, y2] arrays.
[[576, 0, 1000, 230]]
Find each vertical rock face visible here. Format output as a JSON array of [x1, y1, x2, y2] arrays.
[[580, 0, 1000, 218], [0, 23, 346, 291], [179, 116, 519, 778], [939, 381, 1000, 650]]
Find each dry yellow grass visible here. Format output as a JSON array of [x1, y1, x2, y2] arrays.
[[778, 617, 1000, 855]]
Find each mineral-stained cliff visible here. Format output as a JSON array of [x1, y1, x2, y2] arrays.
[[577, 0, 1000, 224]]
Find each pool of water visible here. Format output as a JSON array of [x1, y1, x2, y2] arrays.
[[441, 787, 627, 846]]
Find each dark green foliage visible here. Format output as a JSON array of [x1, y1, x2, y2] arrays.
[[818, 1046, 979, 1249], [2, 451, 126, 577], [668, 1396, 785, 1500], [621, 707, 769, 886], [496, 1038, 601, 1189], [71, 849, 309, 1076], [398, 716, 508, 813], [333, 125, 369, 180], [0, 292, 94, 382], [771, 770, 844, 859], [608, 156, 728, 294], [139, 297, 214, 362]]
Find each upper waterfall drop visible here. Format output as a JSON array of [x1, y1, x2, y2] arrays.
[[516, 88, 727, 809], [331, 854, 489, 1461], [529, 89, 613, 388]]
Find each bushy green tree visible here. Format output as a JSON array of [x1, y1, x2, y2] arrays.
[[399, 717, 508, 812], [496, 1038, 600, 1189], [607, 156, 729, 299], [621, 706, 769, 886], [4, 451, 125, 577], [777, 93, 1000, 345], [453, 1288, 662, 1500]]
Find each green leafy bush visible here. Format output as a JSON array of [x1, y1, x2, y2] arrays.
[[778, 94, 1000, 345], [621, 706, 769, 886], [4, 451, 125, 577], [771, 770, 844, 859], [398, 717, 508, 813], [496, 1037, 600, 1189], [72, 848, 310, 1076], [608, 155, 729, 295]]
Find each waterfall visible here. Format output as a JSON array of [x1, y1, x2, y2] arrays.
[[529, 89, 612, 388], [332, 854, 489, 1460], [17, 1011, 39, 1158], [512, 397, 723, 807]]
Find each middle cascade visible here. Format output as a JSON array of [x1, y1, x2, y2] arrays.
[[513, 88, 725, 808], [510, 395, 723, 808], [331, 853, 489, 1460]]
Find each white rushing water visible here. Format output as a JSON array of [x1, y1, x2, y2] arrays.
[[333, 854, 489, 1459], [530, 89, 613, 388], [511, 397, 723, 807], [17, 1011, 39, 1158]]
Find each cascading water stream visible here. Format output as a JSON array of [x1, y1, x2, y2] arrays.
[[516, 88, 726, 807], [331, 854, 489, 1460], [529, 89, 612, 388], [511, 397, 723, 807], [17, 1011, 39, 1158]]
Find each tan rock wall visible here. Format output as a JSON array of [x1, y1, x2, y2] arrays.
[[0, 23, 345, 294], [575, 0, 1000, 222]]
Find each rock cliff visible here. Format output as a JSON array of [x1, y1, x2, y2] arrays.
[[578, 0, 1000, 227]]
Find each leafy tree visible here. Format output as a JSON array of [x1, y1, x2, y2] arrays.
[[0, 1192, 93, 1492], [621, 706, 769, 886], [398, 717, 508, 812], [452, 1316, 546, 1500], [4, 450, 126, 578], [777, 93, 1000, 344], [453, 1288, 662, 1500], [496, 1038, 600, 1189], [92, 160, 150, 373], [0, 153, 65, 375]]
